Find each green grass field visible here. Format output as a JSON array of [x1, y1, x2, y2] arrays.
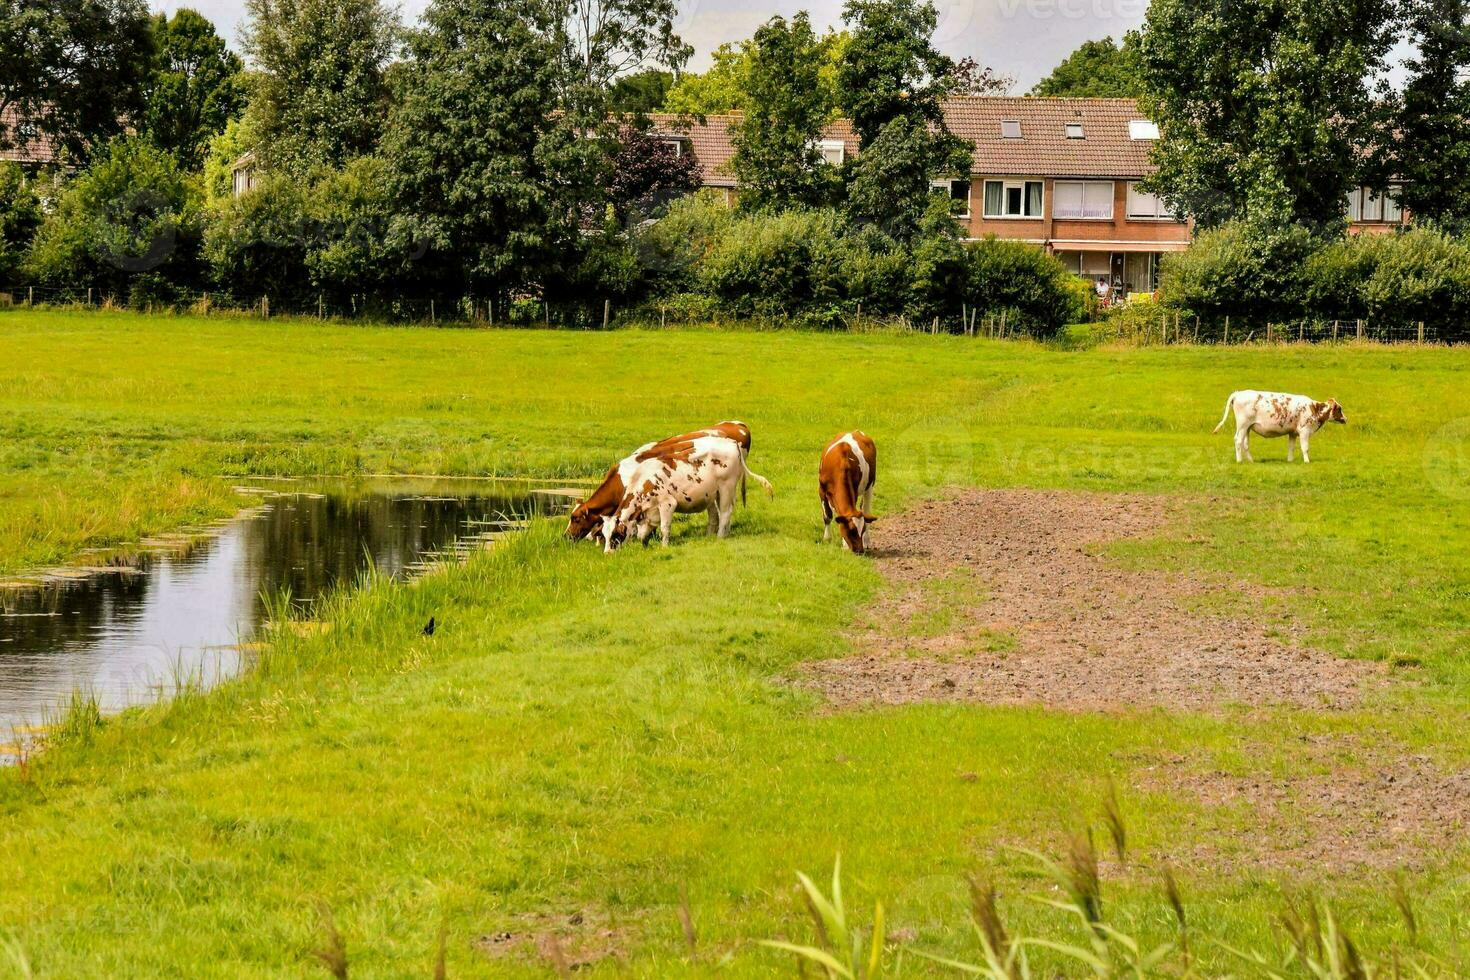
[[1, 309, 1468, 976]]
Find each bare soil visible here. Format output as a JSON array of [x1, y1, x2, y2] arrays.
[[803, 489, 1384, 712], [474, 909, 626, 970]]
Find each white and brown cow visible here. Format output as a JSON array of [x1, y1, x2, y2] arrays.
[[565, 421, 753, 541], [1213, 390, 1347, 463], [602, 434, 772, 551], [819, 431, 877, 554]]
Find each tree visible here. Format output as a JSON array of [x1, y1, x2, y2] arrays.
[[240, 0, 399, 177], [662, 31, 848, 116], [26, 137, 202, 300], [607, 124, 702, 219], [142, 9, 246, 169], [383, 0, 595, 298], [0, 162, 42, 282], [731, 13, 838, 211], [0, 0, 155, 161], [1030, 35, 1143, 98], [547, 0, 691, 124], [1385, 0, 1470, 231], [609, 69, 673, 113], [950, 56, 1012, 96], [1138, 0, 1396, 232], [838, 0, 969, 240]]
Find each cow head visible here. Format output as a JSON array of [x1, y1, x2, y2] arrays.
[[1328, 398, 1346, 424], [565, 501, 602, 541], [834, 512, 877, 555]]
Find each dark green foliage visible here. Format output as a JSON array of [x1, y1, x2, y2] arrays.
[[912, 228, 1084, 336], [382, 0, 594, 298], [1138, 0, 1395, 232], [696, 208, 847, 318], [304, 155, 398, 300], [607, 124, 703, 222], [241, 0, 398, 177], [202, 175, 313, 306], [1384, 0, 1470, 232], [1157, 222, 1318, 322], [731, 13, 839, 212], [0, 162, 42, 283], [26, 138, 202, 300], [630, 190, 734, 293], [1031, 35, 1145, 98], [1360, 228, 1470, 330], [0, 0, 156, 161], [608, 69, 674, 114], [846, 114, 966, 242], [142, 10, 246, 169]]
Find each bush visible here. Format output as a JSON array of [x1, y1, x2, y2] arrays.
[[630, 190, 734, 293], [1157, 221, 1317, 322], [837, 225, 909, 316], [696, 207, 846, 317], [1361, 228, 1470, 334], [203, 175, 313, 307], [304, 155, 398, 302], [26, 138, 203, 302], [1302, 232, 1392, 322], [965, 237, 1085, 337], [0, 162, 42, 284]]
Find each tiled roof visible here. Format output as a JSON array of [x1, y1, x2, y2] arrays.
[[647, 97, 1159, 184], [943, 96, 1158, 178], [646, 112, 859, 187], [0, 107, 60, 166]]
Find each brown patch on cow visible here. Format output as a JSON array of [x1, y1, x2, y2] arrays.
[[475, 910, 627, 969], [1135, 738, 1470, 872], [802, 489, 1384, 712]]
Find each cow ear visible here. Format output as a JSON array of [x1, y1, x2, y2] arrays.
[[862, 512, 879, 523]]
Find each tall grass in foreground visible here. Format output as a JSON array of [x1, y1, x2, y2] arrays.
[[766, 801, 1445, 979]]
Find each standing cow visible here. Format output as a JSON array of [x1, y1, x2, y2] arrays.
[[602, 434, 773, 551], [565, 421, 754, 541], [819, 431, 877, 554], [1213, 390, 1346, 463]]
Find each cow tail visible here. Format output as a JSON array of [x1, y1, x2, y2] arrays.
[[740, 451, 774, 499], [1212, 392, 1236, 434]]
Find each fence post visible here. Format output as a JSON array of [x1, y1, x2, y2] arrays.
[[1332, 319, 1339, 341], [319, 294, 324, 319], [1267, 322, 1273, 343], [1224, 315, 1230, 345], [603, 298, 610, 329], [27, 286, 33, 306], [263, 296, 270, 318], [87, 287, 93, 306], [1356, 319, 1363, 339], [1418, 321, 1425, 344]]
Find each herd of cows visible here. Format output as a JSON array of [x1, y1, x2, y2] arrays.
[[561, 389, 1345, 555]]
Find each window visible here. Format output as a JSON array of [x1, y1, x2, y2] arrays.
[[1126, 182, 1176, 219], [983, 179, 1043, 218], [1065, 123, 1085, 139], [662, 137, 688, 156], [1128, 120, 1160, 140], [1384, 186, 1403, 222], [1054, 180, 1114, 219], [1000, 120, 1022, 139], [931, 178, 971, 219], [1346, 186, 1404, 222], [816, 139, 845, 166], [1345, 188, 1363, 222]]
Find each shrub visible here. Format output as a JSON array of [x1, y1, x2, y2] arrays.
[[696, 207, 846, 317], [203, 175, 314, 307], [1157, 221, 1317, 322], [963, 237, 1083, 337], [1302, 232, 1392, 322], [304, 155, 398, 303], [26, 138, 203, 302], [631, 190, 734, 293], [1361, 228, 1470, 335], [0, 162, 42, 285], [838, 226, 910, 316]]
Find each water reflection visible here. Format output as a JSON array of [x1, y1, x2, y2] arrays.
[[0, 483, 539, 732]]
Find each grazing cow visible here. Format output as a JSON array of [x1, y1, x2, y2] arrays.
[[602, 434, 773, 551], [819, 431, 877, 554], [1212, 390, 1346, 463], [565, 421, 754, 541]]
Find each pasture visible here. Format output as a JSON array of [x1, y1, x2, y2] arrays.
[[1, 309, 1468, 976]]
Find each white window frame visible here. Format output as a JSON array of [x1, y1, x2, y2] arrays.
[[1000, 120, 1022, 139], [1065, 123, 1085, 140], [1126, 182, 1176, 220], [1054, 180, 1114, 220], [661, 137, 688, 157], [982, 179, 1043, 219], [931, 178, 972, 220], [816, 139, 845, 166], [1128, 120, 1159, 140], [1384, 185, 1403, 222]]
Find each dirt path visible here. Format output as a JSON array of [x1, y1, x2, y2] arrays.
[[803, 489, 1383, 712]]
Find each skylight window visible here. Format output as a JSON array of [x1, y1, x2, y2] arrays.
[[1000, 120, 1022, 139], [1128, 120, 1160, 140], [1065, 122, 1085, 139]]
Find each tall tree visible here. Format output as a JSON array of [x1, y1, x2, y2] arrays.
[[838, 0, 969, 240], [240, 0, 398, 176], [662, 31, 848, 116], [609, 69, 673, 113], [1138, 0, 1396, 232], [383, 0, 594, 297], [0, 0, 155, 160], [731, 13, 837, 211], [1386, 0, 1470, 231], [547, 0, 691, 124], [1030, 35, 1143, 98], [142, 9, 246, 169]]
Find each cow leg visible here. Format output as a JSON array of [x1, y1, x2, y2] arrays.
[[859, 486, 873, 548], [660, 503, 674, 546], [706, 498, 719, 536], [1299, 431, 1311, 463], [717, 494, 735, 538], [1286, 433, 1295, 462], [821, 498, 833, 542], [1236, 423, 1254, 462]]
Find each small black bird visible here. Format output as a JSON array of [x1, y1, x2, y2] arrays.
[[422, 617, 436, 636]]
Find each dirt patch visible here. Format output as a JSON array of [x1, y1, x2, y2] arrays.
[[474, 910, 626, 970], [1140, 744, 1470, 872], [804, 489, 1384, 712]]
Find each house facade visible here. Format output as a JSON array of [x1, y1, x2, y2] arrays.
[[649, 96, 1410, 295]]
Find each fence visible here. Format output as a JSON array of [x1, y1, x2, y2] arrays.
[[2, 284, 1465, 344]]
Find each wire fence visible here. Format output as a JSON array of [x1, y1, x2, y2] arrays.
[[3, 283, 1466, 345]]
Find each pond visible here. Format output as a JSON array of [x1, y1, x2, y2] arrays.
[[0, 480, 569, 740]]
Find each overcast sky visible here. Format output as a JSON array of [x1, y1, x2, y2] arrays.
[[153, 0, 1151, 91]]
